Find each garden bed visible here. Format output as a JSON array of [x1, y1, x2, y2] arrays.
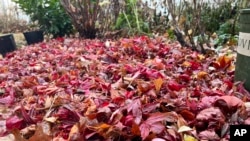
[[0, 36, 248, 141]]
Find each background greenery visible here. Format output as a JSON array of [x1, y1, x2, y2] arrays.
[[12, 0, 74, 38]]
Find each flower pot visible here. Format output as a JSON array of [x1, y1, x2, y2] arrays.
[[0, 34, 17, 57], [23, 30, 44, 45]]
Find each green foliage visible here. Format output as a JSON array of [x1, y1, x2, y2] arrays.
[[213, 33, 238, 47], [217, 21, 239, 35], [114, 0, 150, 35], [167, 28, 175, 40], [201, 2, 237, 35], [13, 0, 74, 38], [183, 1, 237, 36]]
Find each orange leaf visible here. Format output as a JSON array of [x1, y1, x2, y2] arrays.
[[197, 71, 208, 79], [99, 123, 111, 129], [154, 78, 163, 93], [217, 55, 233, 69], [88, 123, 113, 138], [182, 61, 191, 67], [90, 123, 111, 132], [131, 123, 141, 136], [11, 129, 27, 141], [179, 109, 195, 121], [137, 81, 152, 93], [29, 124, 52, 141]]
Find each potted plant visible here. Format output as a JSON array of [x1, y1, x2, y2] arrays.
[[23, 30, 44, 45], [0, 34, 17, 57], [13, 0, 74, 43]]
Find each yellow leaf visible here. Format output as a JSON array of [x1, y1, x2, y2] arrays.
[[188, 29, 192, 35], [184, 134, 198, 141], [197, 54, 205, 60], [211, 32, 217, 39], [99, 0, 110, 6], [154, 78, 163, 93]]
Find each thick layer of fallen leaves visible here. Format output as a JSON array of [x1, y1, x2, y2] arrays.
[[0, 36, 249, 141]]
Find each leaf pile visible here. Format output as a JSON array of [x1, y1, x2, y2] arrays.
[[0, 36, 250, 141]]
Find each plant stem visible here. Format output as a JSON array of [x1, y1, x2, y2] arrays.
[[132, 0, 141, 32], [123, 10, 132, 30]]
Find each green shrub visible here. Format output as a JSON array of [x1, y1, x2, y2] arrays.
[[217, 20, 239, 35], [13, 0, 74, 38]]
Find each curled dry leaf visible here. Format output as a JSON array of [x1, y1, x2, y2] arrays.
[[178, 126, 193, 133], [216, 95, 243, 108]]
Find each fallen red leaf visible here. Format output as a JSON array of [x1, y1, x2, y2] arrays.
[[167, 81, 183, 91], [6, 116, 24, 130]]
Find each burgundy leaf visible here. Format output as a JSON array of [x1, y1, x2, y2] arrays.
[[179, 74, 191, 82], [54, 107, 79, 122], [6, 116, 24, 130], [167, 81, 183, 91], [21, 105, 35, 124], [121, 115, 134, 127]]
